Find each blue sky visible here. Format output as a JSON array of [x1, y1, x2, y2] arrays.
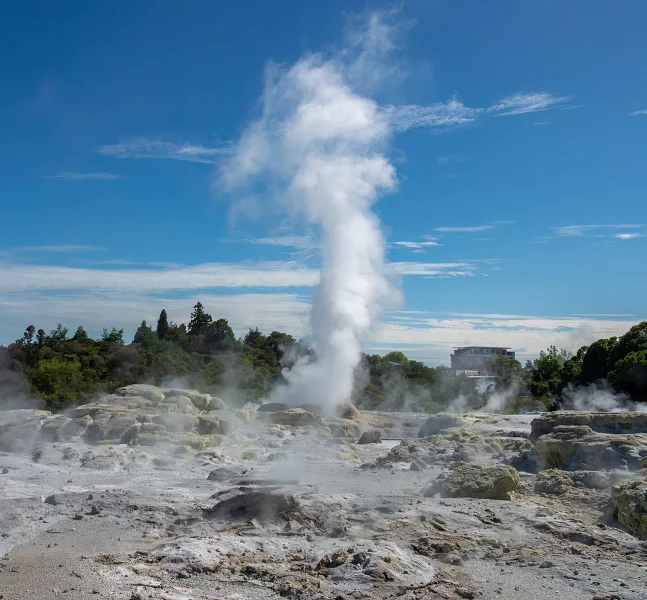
[[1, 1, 646, 365]]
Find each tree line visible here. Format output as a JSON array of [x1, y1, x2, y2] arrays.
[[0, 303, 645, 413]]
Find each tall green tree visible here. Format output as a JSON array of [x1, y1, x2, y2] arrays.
[[48, 323, 69, 347], [579, 338, 618, 384], [133, 320, 152, 344], [156, 309, 169, 340], [203, 318, 236, 354], [101, 327, 124, 345], [188, 302, 212, 336], [72, 325, 90, 341]]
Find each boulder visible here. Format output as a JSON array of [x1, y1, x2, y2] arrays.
[[266, 408, 322, 427], [152, 413, 199, 433], [115, 384, 166, 404], [612, 478, 647, 538], [257, 402, 291, 413], [203, 491, 299, 521], [358, 429, 382, 444], [197, 410, 239, 435], [86, 415, 140, 442], [530, 411, 647, 442], [535, 469, 627, 495], [323, 417, 361, 438], [120, 423, 141, 445], [0, 419, 43, 452], [418, 414, 466, 438], [426, 464, 520, 500], [336, 403, 361, 421], [39, 416, 73, 441], [298, 403, 323, 414], [533, 425, 647, 470]]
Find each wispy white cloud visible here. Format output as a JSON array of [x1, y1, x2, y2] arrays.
[[388, 261, 477, 277], [435, 225, 493, 233], [384, 97, 481, 131], [43, 172, 125, 180], [17, 245, 105, 253], [0, 258, 486, 296], [243, 235, 317, 250], [386, 91, 573, 132], [489, 92, 572, 116], [533, 120, 548, 126], [630, 109, 647, 116], [0, 261, 318, 293], [98, 139, 232, 164], [553, 224, 644, 237], [393, 240, 441, 249], [616, 233, 645, 240]]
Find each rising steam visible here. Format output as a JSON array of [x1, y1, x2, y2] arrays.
[[220, 15, 400, 412]]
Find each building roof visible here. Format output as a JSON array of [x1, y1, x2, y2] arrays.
[[452, 346, 511, 350]]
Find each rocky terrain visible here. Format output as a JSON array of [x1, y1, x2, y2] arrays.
[[0, 384, 646, 599]]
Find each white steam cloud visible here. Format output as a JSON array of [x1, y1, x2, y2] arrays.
[[220, 14, 400, 412], [561, 381, 647, 413]]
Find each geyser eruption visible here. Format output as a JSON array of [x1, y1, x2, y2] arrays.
[[220, 28, 399, 411]]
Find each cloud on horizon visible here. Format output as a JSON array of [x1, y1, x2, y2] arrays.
[[0, 285, 639, 367]]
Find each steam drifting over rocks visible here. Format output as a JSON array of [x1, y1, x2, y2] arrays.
[[1, 393, 647, 598]]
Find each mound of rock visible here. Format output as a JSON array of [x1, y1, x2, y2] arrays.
[[358, 429, 383, 444], [534, 469, 628, 495], [533, 424, 647, 470], [204, 491, 299, 521], [611, 478, 647, 538], [425, 464, 520, 500], [530, 411, 647, 442], [336, 403, 361, 421], [418, 414, 466, 438]]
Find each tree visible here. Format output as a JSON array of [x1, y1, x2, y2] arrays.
[[133, 320, 152, 344], [529, 346, 572, 397], [491, 355, 524, 387], [244, 328, 265, 349], [101, 327, 124, 345], [23, 325, 35, 345], [610, 349, 647, 398], [157, 309, 169, 340], [72, 326, 90, 341], [203, 318, 236, 354], [579, 338, 617, 384], [49, 323, 69, 346], [165, 322, 189, 345], [384, 351, 409, 366], [188, 302, 212, 336]]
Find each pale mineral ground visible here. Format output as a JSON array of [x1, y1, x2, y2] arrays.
[[0, 384, 645, 600]]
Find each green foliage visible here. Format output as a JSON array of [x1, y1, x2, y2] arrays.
[[526, 321, 647, 405], [72, 326, 89, 341], [188, 302, 212, 336], [156, 309, 169, 340], [101, 327, 124, 345], [579, 338, 617, 383], [3, 312, 646, 413]]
